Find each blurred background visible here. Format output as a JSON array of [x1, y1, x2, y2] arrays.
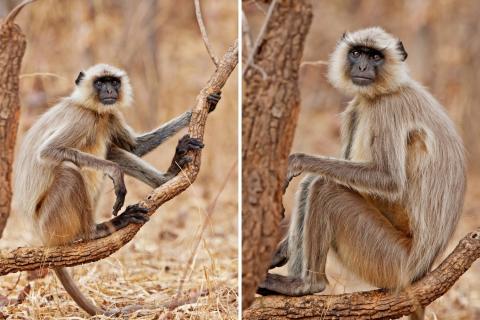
[[0, 0, 237, 318], [244, 1, 480, 319]]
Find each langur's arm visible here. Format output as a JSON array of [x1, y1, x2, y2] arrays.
[[107, 147, 173, 188], [114, 93, 221, 157], [133, 111, 192, 157], [107, 134, 204, 187], [288, 131, 407, 199]]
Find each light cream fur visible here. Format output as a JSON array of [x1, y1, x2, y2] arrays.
[[328, 27, 410, 98]]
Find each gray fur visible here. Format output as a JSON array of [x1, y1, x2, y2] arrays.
[[133, 111, 191, 157], [261, 28, 465, 320]]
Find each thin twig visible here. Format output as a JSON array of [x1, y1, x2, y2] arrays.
[[193, 0, 219, 67], [19, 72, 67, 80], [242, 10, 253, 56], [166, 289, 209, 310], [242, 0, 278, 77], [173, 160, 237, 302], [300, 60, 329, 69], [250, 64, 267, 80], [5, 0, 36, 24]]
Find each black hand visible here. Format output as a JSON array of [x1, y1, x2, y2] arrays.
[[207, 92, 221, 113], [167, 134, 205, 175]]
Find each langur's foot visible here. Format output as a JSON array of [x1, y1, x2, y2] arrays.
[[257, 273, 327, 296]]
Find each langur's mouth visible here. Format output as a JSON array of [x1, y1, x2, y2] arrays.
[[101, 98, 117, 105], [351, 76, 374, 86]]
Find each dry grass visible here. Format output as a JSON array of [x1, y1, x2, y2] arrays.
[[0, 0, 237, 319]]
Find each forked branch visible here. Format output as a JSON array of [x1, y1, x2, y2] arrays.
[[0, 41, 238, 276], [243, 229, 480, 320]]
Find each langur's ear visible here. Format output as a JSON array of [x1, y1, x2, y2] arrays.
[[75, 71, 85, 86], [397, 41, 408, 61]]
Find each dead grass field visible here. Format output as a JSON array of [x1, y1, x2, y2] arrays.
[[0, 0, 238, 319]]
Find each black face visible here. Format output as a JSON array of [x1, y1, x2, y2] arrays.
[[348, 46, 384, 86], [93, 76, 121, 105]]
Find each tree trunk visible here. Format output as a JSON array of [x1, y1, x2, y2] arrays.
[[242, 0, 312, 309], [0, 4, 28, 238]]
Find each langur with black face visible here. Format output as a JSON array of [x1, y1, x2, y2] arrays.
[[13, 64, 221, 315], [259, 27, 466, 320]]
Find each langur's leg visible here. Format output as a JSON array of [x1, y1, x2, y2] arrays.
[[35, 162, 94, 246], [269, 175, 317, 270], [36, 162, 149, 243], [259, 177, 411, 296]]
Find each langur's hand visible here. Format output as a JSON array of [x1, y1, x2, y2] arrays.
[[207, 92, 221, 113], [107, 164, 126, 216], [167, 134, 204, 175], [283, 153, 304, 192]]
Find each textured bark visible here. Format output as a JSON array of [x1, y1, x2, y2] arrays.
[[0, 41, 238, 276], [242, 0, 312, 309], [0, 2, 31, 238], [243, 229, 480, 319]]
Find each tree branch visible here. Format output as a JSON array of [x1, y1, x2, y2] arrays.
[[244, 229, 480, 320], [242, 0, 278, 77], [0, 40, 238, 276], [193, 0, 219, 67], [5, 0, 36, 24]]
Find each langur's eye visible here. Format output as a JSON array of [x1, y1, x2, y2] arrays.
[[94, 80, 102, 88], [351, 50, 360, 58], [372, 54, 382, 61], [111, 80, 119, 87]]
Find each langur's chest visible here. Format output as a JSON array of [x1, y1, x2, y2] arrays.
[[80, 118, 112, 158], [80, 118, 112, 195], [346, 112, 373, 162]]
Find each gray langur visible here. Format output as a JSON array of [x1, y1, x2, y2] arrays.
[[259, 27, 465, 320], [13, 64, 221, 315]]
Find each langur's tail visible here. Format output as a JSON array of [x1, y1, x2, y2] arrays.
[[54, 268, 103, 316]]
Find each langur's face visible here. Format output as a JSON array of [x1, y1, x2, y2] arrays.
[[93, 76, 122, 105], [347, 46, 384, 86]]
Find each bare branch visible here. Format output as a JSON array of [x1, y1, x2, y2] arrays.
[[4, 0, 36, 24], [242, 10, 253, 56], [0, 41, 238, 276], [242, 0, 278, 77], [300, 60, 328, 68], [194, 0, 219, 67], [244, 229, 480, 320]]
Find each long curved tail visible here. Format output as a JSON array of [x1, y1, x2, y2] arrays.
[[54, 268, 103, 316]]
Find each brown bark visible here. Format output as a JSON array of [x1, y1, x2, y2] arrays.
[[243, 229, 480, 319], [242, 0, 312, 309], [0, 1, 34, 238], [0, 41, 238, 276]]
